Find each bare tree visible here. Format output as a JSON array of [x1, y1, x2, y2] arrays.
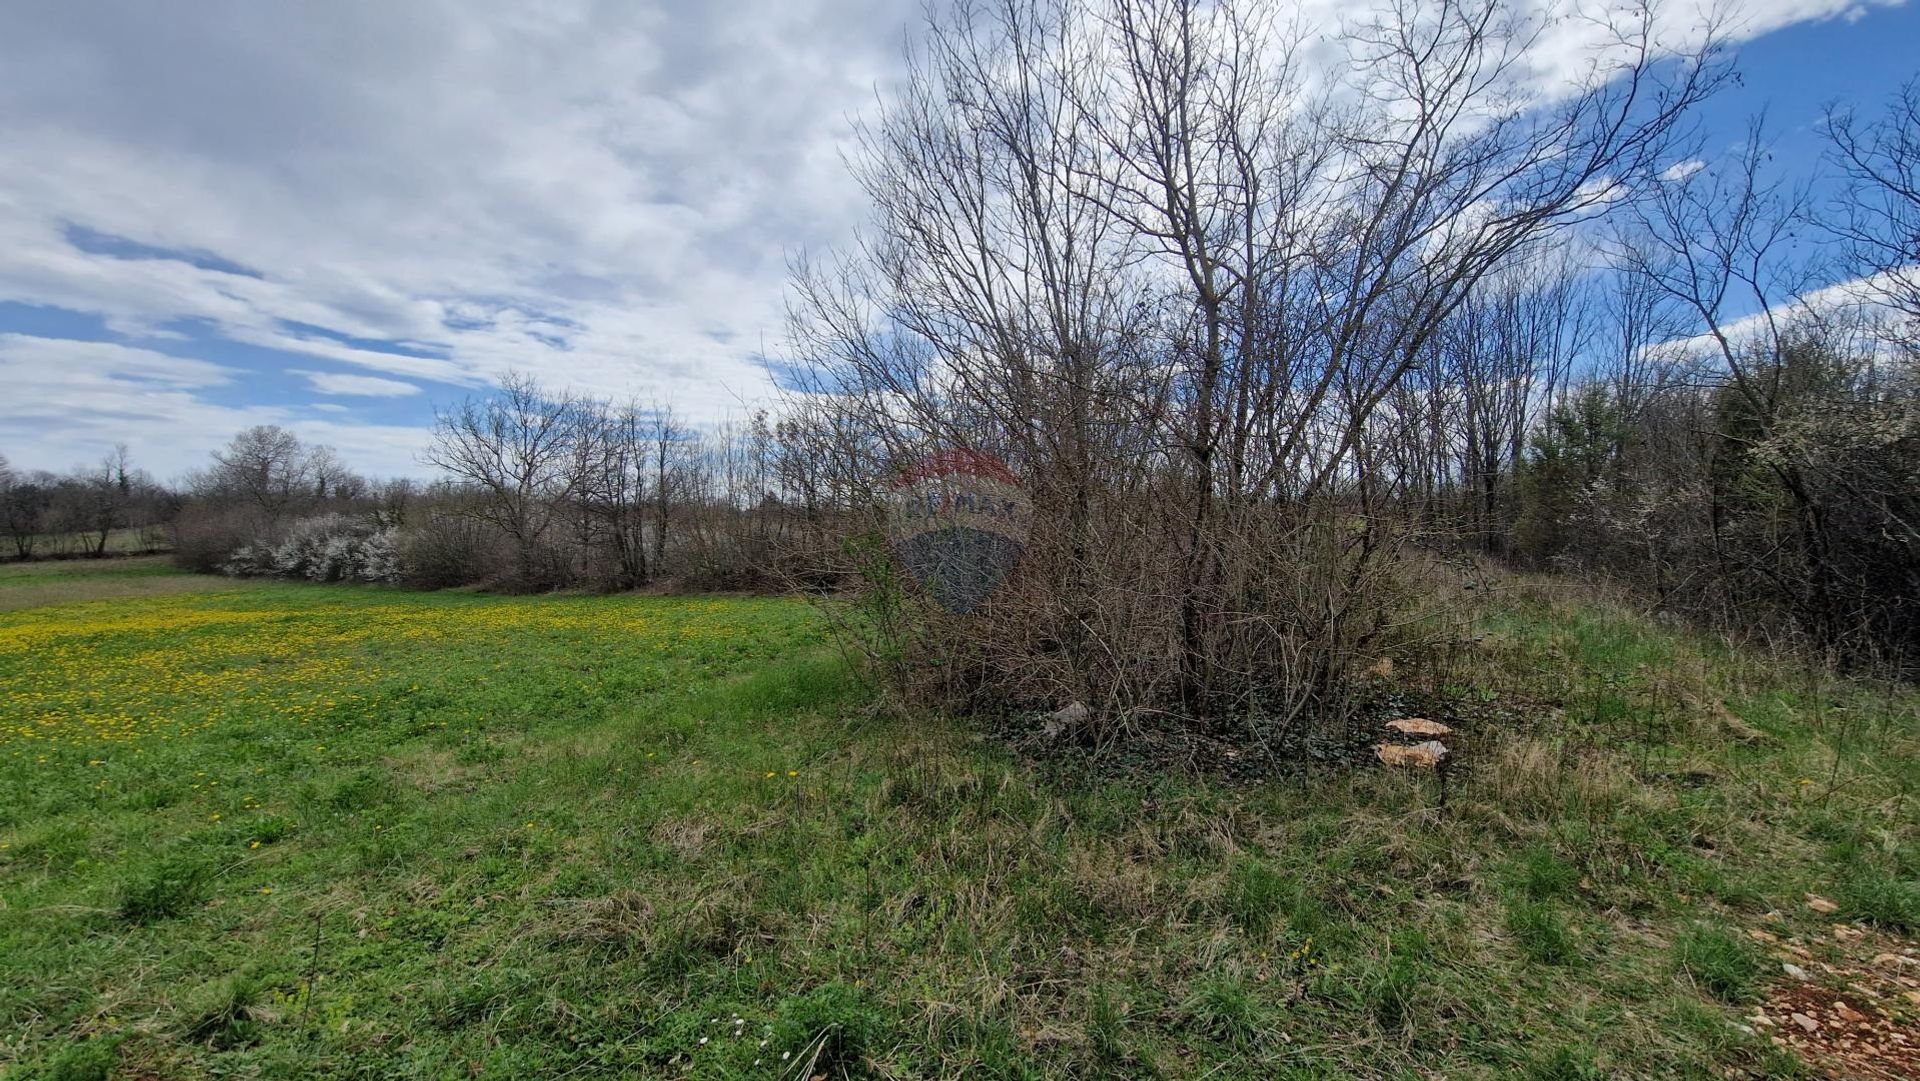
[[423, 373, 586, 587], [788, 0, 1725, 736], [203, 425, 316, 522], [1591, 119, 1920, 659], [77, 444, 138, 557], [650, 405, 689, 574], [305, 446, 365, 503], [0, 455, 48, 560], [574, 399, 653, 589], [1825, 77, 1920, 336]]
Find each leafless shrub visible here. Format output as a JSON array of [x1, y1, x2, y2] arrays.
[[782, 0, 1722, 748]]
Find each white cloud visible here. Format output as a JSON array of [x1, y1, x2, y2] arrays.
[[1661, 159, 1707, 182], [1653, 269, 1914, 361], [291, 370, 422, 397], [0, 0, 1903, 480], [0, 333, 430, 478], [0, 2, 907, 434]]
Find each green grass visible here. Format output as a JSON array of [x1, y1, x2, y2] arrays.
[[2, 567, 1915, 1077], [0, 555, 241, 612]]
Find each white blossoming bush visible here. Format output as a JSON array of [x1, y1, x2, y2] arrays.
[[221, 514, 402, 584], [356, 527, 402, 583], [219, 541, 279, 578]]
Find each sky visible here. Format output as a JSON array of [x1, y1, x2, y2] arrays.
[[0, 0, 1914, 482]]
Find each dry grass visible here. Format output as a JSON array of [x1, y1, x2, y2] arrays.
[[0, 556, 243, 611]]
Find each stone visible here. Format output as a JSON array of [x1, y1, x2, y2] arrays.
[[1376, 741, 1448, 769], [1385, 718, 1452, 737], [1041, 701, 1088, 739]]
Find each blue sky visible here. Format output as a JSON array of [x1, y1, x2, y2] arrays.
[[0, 0, 1913, 481], [1694, 1, 1919, 197]]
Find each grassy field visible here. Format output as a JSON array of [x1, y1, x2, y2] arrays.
[[0, 558, 243, 613], [2, 566, 1916, 1079], [6, 528, 169, 565]]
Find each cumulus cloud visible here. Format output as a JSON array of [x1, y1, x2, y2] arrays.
[[0, 0, 908, 472], [0, 333, 431, 478], [0, 0, 1903, 476]]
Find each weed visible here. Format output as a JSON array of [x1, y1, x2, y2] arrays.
[[1225, 857, 1289, 938], [117, 854, 210, 924], [1673, 924, 1757, 1003], [1838, 867, 1920, 932], [1526, 1044, 1605, 1081], [182, 972, 267, 1049], [1506, 898, 1581, 966], [1515, 844, 1580, 900]]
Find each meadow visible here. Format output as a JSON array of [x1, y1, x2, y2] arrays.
[[2, 561, 1916, 1079]]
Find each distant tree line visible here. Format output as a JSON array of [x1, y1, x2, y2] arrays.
[[153, 384, 806, 595], [0, 446, 173, 559]]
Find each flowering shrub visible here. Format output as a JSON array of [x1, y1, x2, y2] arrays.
[[221, 514, 401, 583]]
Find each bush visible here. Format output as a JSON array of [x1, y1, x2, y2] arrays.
[[400, 512, 504, 589], [169, 506, 264, 573], [220, 514, 400, 583]]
